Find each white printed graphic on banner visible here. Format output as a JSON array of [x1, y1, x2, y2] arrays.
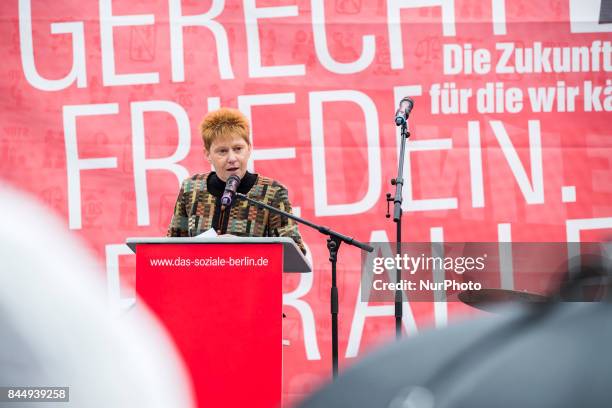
[[569, 0, 612, 33]]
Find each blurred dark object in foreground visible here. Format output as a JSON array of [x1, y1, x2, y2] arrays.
[[556, 253, 612, 301], [299, 253, 612, 408], [458, 288, 549, 312]]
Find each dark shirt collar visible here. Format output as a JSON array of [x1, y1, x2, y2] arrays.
[[207, 171, 258, 197]]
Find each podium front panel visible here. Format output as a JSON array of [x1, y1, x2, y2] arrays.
[[136, 243, 283, 408]]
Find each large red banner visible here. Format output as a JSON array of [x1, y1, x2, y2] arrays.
[[1, 0, 611, 405]]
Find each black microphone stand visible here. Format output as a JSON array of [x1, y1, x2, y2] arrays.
[[386, 119, 411, 339], [235, 192, 373, 379]]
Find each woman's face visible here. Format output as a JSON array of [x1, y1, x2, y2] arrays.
[[205, 135, 251, 181]]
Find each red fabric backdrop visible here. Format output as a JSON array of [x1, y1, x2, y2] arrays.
[[1, 0, 611, 405]]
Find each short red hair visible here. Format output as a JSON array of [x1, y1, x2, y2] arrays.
[[200, 108, 250, 150]]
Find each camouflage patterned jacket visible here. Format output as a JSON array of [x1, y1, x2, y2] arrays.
[[167, 172, 305, 254]]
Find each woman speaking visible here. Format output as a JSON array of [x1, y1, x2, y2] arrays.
[[167, 108, 305, 254]]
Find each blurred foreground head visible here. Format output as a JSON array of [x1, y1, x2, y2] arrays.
[[0, 184, 194, 408], [299, 252, 612, 408], [556, 252, 612, 301]]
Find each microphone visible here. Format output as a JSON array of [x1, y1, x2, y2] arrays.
[[394, 97, 414, 126], [221, 174, 241, 207]]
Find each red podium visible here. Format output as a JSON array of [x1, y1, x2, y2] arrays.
[[127, 237, 310, 408]]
